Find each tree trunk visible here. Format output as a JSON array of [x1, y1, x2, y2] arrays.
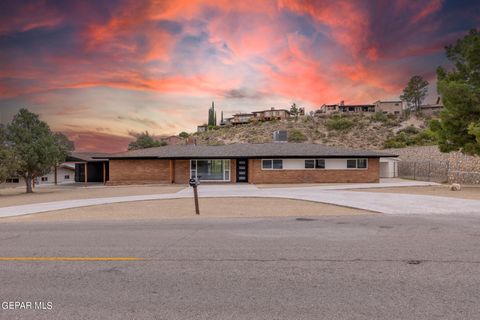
[[25, 175, 33, 193]]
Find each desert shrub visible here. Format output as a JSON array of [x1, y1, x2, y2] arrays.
[[371, 111, 388, 123], [326, 115, 354, 131], [383, 128, 436, 148], [288, 129, 307, 142], [399, 125, 420, 135]]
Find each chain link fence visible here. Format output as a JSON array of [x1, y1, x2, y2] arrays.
[[398, 160, 480, 184]]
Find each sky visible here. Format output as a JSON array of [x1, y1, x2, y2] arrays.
[[0, 0, 479, 152]]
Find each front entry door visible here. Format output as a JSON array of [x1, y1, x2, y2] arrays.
[[236, 158, 248, 183]]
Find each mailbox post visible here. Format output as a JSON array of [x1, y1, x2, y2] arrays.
[[189, 178, 200, 215]]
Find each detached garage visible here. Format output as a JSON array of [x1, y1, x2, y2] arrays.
[[379, 157, 399, 178]]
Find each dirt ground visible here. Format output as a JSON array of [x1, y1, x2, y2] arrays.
[[0, 184, 185, 207], [1, 197, 374, 222], [350, 185, 480, 200]]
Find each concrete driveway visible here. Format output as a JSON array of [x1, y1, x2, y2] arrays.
[[1, 179, 479, 218]]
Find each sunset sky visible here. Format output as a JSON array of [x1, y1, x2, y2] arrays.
[[1, 0, 479, 152]]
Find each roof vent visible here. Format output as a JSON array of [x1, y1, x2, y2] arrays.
[[273, 130, 288, 143]]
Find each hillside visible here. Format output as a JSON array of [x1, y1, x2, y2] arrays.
[[193, 113, 436, 150]]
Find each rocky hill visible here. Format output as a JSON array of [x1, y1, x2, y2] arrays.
[[193, 113, 436, 151]]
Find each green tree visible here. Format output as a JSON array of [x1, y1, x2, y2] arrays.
[[0, 125, 17, 183], [179, 131, 190, 139], [290, 103, 299, 116], [128, 131, 165, 150], [6, 109, 72, 193], [430, 29, 480, 155], [400, 75, 429, 111]]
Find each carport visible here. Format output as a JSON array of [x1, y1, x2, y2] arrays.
[[66, 152, 110, 186]]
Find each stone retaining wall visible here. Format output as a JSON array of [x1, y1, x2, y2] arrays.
[[384, 146, 480, 184]]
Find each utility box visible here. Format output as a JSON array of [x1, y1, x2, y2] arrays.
[[273, 130, 288, 143]]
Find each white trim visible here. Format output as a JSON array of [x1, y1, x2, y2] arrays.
[[260, 158, 369, 170]]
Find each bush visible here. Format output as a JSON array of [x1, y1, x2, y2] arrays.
[[326, 116, 354, 131], [383, 128, 437, 148], [288, 129, 307, 142], [399, 125, 420, 135], [371, 111, 388, 123]]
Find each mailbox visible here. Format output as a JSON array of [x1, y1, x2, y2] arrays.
[[189, 178, 199, 187]]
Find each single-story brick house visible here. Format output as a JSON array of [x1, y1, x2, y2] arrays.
[[99, 143, 397, 185]]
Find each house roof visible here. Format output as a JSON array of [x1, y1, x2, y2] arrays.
[[67, 152, 110, 162], [252, 109, 290, 113], [100, 143, 398, 159], [233, 113, 254, 116]]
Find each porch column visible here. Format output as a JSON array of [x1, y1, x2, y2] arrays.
[[102, 162, 106, 184], [84, 163, 88, 187], [169, 160, 175, 183]]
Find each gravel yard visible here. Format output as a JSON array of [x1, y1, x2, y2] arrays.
[[1, 197, 373, 222], [349, 185, 480, 200], [0, 184, 185, 207]]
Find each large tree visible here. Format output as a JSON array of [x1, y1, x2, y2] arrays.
[[6, 109, 73, 193], [400, 75, 429, 111], [128, 131, 166, 150], [430, 29, 480, 155], [0, 125, 17, 183]]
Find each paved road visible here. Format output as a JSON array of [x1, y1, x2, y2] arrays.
[[1, 214, 480, 319]]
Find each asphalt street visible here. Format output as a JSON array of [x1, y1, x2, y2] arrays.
[[0, 214, 480, 319]]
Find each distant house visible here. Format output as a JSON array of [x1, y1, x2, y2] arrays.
[[197, 125, 208, 133], [2, 163, 75, 188], [319, 101, 375, 114], [252, 108, 291, 121], [161, 135, 183, 145], [373, 100, 404, 115], [231, 113, 254, 125], [420, 97, 443, 116]]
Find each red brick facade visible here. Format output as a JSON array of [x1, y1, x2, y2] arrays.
[[108, 158, 379, 184], [248, 158, 379, 184], [108, 159, 171, 184]]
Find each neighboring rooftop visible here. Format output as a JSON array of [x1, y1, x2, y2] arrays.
[[101, 143, 397, 159]]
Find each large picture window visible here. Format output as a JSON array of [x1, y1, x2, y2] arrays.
[[190, 160, 230, 181]]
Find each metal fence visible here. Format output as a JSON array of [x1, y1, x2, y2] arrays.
[[398, 161, 449, 183], [398, 160, 480, 184]]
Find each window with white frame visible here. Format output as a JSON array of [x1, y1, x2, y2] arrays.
[[347, 159, 368, 169], [190, 160, 230, 181], [262, 159, 283, 170], [304, 159, 325, 169]]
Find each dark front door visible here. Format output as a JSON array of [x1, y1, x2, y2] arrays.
[[236, 158, 248, 183]]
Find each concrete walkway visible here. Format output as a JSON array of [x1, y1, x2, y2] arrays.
[[1, 180, 479, 218]]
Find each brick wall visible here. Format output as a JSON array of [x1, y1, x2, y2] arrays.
[[174, 160, 190, 184], [109, 159, 170, 184], [248, 158, 379, 183]]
